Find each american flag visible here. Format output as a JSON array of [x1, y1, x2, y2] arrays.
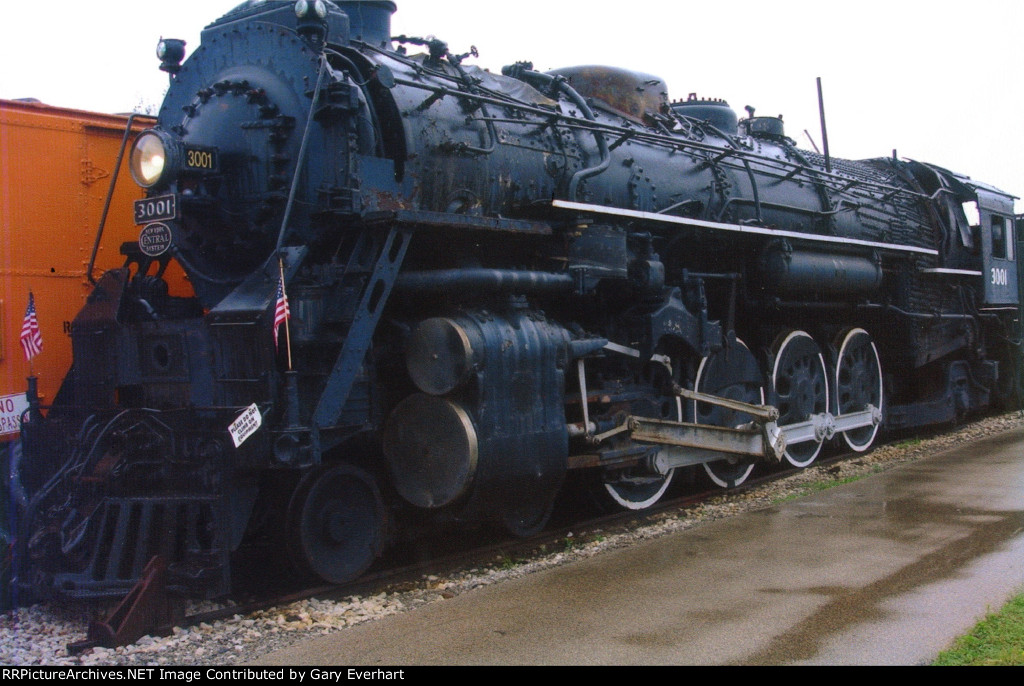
[[20, 292, 43, 361], [273, 275, 290, 350]]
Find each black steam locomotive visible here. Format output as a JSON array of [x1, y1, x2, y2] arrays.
[[15, 0, 1022, 600]]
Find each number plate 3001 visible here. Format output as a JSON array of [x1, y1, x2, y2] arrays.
[[184, 147, 217, 171], [134, 194, 177, 225]]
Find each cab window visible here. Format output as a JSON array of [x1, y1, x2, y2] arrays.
[[991, 215, 1013, 260], [962, 201, 980, 252]]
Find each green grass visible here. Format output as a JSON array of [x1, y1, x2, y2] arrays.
[[771, 474, 869, 504], [933, 593, 1024, 666], [498, 554, 522, 570]]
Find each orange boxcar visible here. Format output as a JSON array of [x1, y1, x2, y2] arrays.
[[0, 99, 188, 439]]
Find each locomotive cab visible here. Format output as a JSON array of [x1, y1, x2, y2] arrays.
[[976, 195, 1018, 306], [908, 161, 1019, 306], [1018, 213, 1024, 312], [951, 183, 1018, 307]]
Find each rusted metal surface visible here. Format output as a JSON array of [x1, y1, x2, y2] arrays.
[[547, 66, 669, 124], [69, 557, 177, 654]]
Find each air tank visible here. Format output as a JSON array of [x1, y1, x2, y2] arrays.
[[757, 245, 883, 298]]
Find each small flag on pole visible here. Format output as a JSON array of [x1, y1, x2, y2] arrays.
[[273, 274, 290, 351], [20, 292, 43, 361]]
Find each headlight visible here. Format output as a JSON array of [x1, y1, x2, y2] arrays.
[[130, 130, 171, 188], [295, 0, 309, 17], [156, 38, 187, 75]]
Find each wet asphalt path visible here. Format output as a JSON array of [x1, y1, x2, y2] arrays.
[[248, 426, 1024, 665]]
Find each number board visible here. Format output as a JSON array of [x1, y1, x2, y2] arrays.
[[134, 194, 177, 225], [183, 145, 218, 173]]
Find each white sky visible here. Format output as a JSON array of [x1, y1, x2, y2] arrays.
[[2, 1, 1021, 211]]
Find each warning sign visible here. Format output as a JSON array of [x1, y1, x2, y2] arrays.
[[228, 404, 262, 448], [0, 393, 29, 436]]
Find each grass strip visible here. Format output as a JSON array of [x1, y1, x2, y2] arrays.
[[933, 593, 1024, 666]]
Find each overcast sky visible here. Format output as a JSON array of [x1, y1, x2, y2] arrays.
[[3, 1, 1021, 211]]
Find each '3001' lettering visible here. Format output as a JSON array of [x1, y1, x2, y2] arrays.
[[186, 149, 215, 170]]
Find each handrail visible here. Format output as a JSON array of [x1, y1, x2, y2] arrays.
[[87, 113, 138, 285]]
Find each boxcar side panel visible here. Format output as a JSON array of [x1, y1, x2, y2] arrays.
[[0, 100, 179, 437]]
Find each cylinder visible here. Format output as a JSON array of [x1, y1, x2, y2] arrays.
[[382, 394, 479, 509], [405, 318, 476, 396]]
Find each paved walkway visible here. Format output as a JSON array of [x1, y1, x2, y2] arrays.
[[249, 426, 1024, 665]]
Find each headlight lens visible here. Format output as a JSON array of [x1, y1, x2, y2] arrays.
[[130, 131, 168, 188], [295, 0, 309, 17]]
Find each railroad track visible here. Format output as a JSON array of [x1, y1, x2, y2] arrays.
[[65, 416, 989, 655]]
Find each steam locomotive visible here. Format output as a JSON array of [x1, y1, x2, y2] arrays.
[[14, 0, 1021, 601]]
